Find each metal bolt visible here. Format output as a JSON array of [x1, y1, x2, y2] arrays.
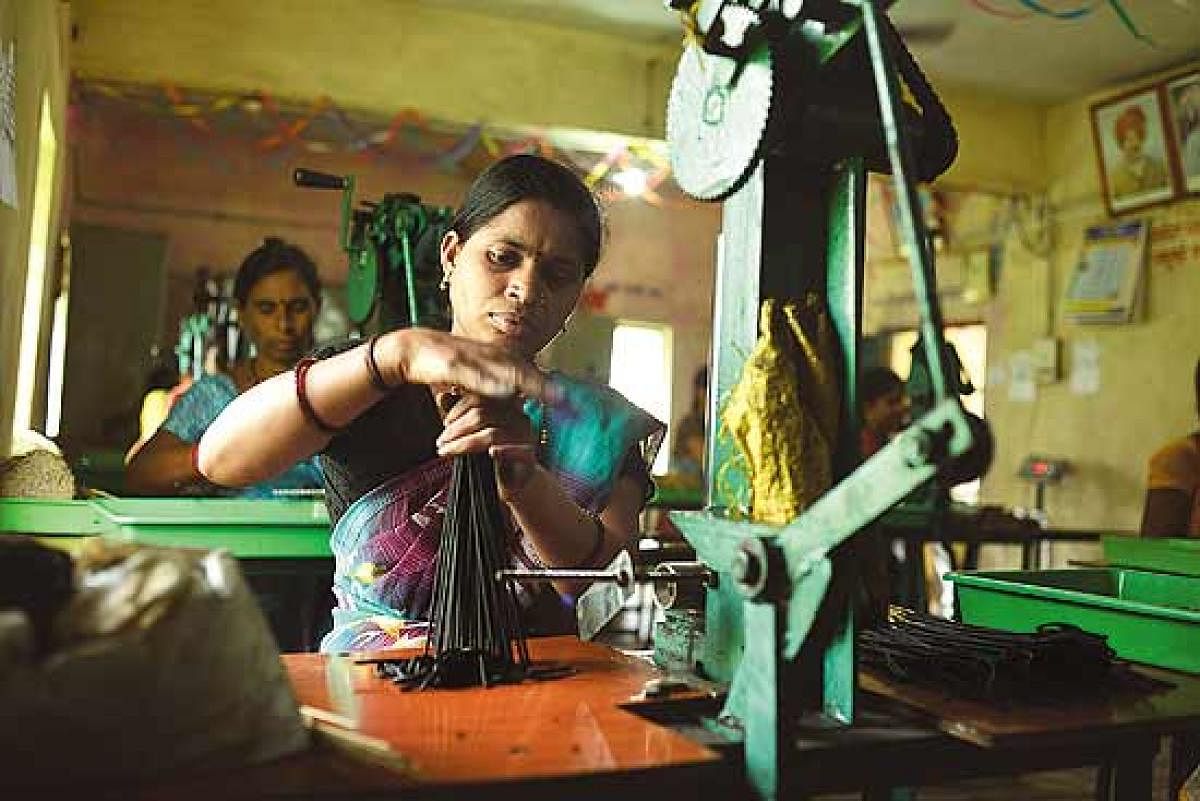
[[901, 429, 934, 467], [732, 549, 760, 586]]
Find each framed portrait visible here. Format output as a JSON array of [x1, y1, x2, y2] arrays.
[[1090, 85, 1178, 216], [1164, 70, 1200, 195]]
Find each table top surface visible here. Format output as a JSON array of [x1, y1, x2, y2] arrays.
[[284, 636, 721, 785], [862, 663, 1200, 749], [79, 636, 1200, 800]]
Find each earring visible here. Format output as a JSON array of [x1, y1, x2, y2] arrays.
[[440, 264, 453, 291]]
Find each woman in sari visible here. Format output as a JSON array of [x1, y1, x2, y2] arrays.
[[198, 155, 663, 651], [125, 238, 324, 497]]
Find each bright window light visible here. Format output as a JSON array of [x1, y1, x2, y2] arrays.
[[13, 94, 58, 439], [44, 284, 70, 438], [609, 322, 672, 475], [612, 167, 648, 198]]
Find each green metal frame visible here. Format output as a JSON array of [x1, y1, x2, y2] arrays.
[[666, 2, 987, 798]]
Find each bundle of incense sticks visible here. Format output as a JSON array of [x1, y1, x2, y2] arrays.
[[379, 452, 530, 689]]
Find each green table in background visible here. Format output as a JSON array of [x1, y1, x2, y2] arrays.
[[0, 496, 334, 652]]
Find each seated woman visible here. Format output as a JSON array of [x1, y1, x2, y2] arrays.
[[125, 238, 325, 497], [197, 155, 664, 651], [1140, 359, 1200, 537]]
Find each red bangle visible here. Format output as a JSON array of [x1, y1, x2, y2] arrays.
[[295, 357, 340, 434]]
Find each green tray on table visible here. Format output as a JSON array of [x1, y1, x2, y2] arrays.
[[1102, 534, 1200, 578], [0, 497, 115, 552], [948, 568, 1200, 674], [90, 497, 332, 559]]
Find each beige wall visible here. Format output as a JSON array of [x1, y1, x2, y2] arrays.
[[70, 0, 677, 141], [0, 0, 70, 458], [980, 62, 1200, 549]]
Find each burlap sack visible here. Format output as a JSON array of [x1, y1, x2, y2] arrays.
[[0, 541, 309, 787]]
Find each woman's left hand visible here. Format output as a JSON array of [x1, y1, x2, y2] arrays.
[[436, 393, 539, 497]]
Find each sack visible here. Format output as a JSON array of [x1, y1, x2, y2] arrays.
[[0, 540, 309, 787]]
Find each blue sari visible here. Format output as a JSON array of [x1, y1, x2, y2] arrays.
[[164, 374, 324, 498], [319, 374, 664, 653]]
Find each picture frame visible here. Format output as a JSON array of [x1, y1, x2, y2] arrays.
[[1163, 70, 1200, 196], [1090, 84, 1178, 216]]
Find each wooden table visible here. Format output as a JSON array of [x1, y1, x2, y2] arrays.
[[88, 637, 1200, 800], [115, 637, 728, 801]]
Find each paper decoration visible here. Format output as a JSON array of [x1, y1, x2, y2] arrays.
[[70, 79, 674, 203], [1063, 219, 1147, 324], [1008, 351, 1036, 403], [1069, 338, 1102, 395]]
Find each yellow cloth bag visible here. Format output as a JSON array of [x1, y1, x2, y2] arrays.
[[720, 296, 840, 524]]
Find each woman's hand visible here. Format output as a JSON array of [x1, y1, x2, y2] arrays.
[[383, 328, 559, 404], [436, 392, 540, 499]]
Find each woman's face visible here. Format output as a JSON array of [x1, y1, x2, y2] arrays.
[[238, 269, 318, 366], [441, 199, 587, 359]]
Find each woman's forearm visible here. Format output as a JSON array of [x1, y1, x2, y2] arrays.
[[504, 466, 640, 595], [125, 431, 210, 495], [199, 335, 402, 486]]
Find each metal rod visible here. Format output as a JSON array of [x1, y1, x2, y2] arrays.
[[495, 566, 714, 586], [495, 568, 632, 586]]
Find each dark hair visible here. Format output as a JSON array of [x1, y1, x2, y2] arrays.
[[233, 237, 321, 305], [861, 366, 903, 405], [449, 154, 605, 276]]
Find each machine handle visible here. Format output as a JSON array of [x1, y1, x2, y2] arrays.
[[293, 168, 347, 190]]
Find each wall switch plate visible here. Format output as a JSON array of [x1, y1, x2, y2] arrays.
[[1031, 336, 1060, 384]]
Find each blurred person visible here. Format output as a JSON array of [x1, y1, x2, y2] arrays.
[[860, 365, 909, 458], [125, 238, 324, 496], [1141, 358, 1200, 537]]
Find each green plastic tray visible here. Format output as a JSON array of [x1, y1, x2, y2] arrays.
[[948, 568, 1200, 674], [90, 497, 332, 559], [0, 498, 114, 536], [1103, 535, 1200, 578]]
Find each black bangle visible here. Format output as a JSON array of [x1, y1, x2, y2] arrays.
[[364, 335, 392, 393], [570, 511, 608, 570], [295, 357, 340, 434]]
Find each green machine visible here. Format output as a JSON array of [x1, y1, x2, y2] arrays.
[[652, 1, 992, 798], [293, 167, 452, 335]]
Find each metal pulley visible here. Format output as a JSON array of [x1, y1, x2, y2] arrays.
[[665, 1, 959, 202], [667, 41, 776, 201]]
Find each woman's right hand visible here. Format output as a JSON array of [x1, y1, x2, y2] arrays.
[[382, 328, 560, 405]]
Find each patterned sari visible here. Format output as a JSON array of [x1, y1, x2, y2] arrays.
[[319, 374, 664, 653]]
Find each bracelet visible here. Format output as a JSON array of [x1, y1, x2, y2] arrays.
[[363, 335, 392, 393], [294, 357, 340, 434], [190, 443, 203, 476], [570, 511, 608, 570]]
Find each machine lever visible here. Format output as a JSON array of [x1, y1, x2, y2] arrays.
[[293, 168, 347, 190]]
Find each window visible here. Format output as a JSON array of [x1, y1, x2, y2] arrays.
[[608, 322, 672, 475], [889, 323, 987, 503], [12, 94, 58, 439]]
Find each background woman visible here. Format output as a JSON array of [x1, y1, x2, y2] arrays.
[[125, 237, 324, 496], [198, 155, 663, 651]]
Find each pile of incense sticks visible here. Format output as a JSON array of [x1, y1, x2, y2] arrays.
[[378, 452, 530, 689], [858, 606, 1162, 703]]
